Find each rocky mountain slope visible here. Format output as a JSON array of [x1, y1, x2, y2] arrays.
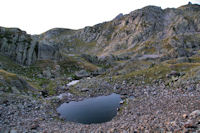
[[1, 3, 200, 65], [0, 3, 200, 132]]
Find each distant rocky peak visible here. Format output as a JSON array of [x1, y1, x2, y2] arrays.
[[114, 13, 123, 20]]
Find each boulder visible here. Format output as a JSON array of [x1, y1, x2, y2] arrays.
[[75, 70, 90, 78], [189, 110, 200, 118], [166, 71, 180, 78], [37, 43, 60, 60], [42, 69, 52, 79], [81, 88, 89, 92]]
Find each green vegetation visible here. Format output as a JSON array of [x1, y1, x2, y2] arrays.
[[115, 63, 170, 83], [58, 55, 99, 74], [68, 87, 83, 96], [61, 39, 97, 54], [0, 69, 17, 79], [113, 62, 200, 84], [189, 56, 200, 63], [162, 38, 174, 51], [0, 69, 18, 91], [0, 69, 31, 93]]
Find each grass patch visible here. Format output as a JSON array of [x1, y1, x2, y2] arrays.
[[0, 69, 17, 80], [113, 62, 200, 84], [189, 56, 200, 63]]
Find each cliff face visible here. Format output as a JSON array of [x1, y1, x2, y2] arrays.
[[0, 27, 60, 65], [0, 27, 36, 65], [0, 4, 200, 65]]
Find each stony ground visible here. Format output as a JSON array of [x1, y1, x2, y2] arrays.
[[0, 81, 199, 133]]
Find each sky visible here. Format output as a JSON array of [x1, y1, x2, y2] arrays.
[[0, 0, 199, 34]]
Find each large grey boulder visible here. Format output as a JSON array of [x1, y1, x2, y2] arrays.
[[37, 43, 60, 60]]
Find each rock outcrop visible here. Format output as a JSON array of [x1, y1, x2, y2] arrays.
[[0, 27, 61, 65], [0, 27, 36, 65]]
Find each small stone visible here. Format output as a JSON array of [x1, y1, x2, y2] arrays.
[[42, 69, 51, 79], [170, 121, 176, 126], [172, 76, 179, 81], [67, 77, 73, 81], [81, 88, 89, 92], [75, 70, 90, 78], [59, 86, 65, 90], [37, 74, 43, 78], [166, 71, 180, 78], [122, 130, 128, 133], [10, 129, 18, 133], [87, 77, 91, 80], [183, 114, 188, 119], [122, 81, 126, 85], [31, 123, 39, 130], [55, 65, 60, 71], [108, 128, 117, 132], [40, 90, 48, 97], [120, 100, 124, 104]]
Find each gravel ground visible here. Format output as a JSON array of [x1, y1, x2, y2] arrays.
[[0, 83, 200, 133]]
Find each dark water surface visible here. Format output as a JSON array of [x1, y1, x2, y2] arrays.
[[56, 93, 121, 124]]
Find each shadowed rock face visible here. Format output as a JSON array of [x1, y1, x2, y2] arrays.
[[0, 4, 200, 66], [0, 27, 36, 65], [37, 42, 60, 60], [0, 27, 61, 65]]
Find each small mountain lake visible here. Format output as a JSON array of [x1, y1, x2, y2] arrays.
[[56, 93, 121, 124]]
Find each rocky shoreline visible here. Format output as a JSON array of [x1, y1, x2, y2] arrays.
[[1, 80, 199, 132]]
